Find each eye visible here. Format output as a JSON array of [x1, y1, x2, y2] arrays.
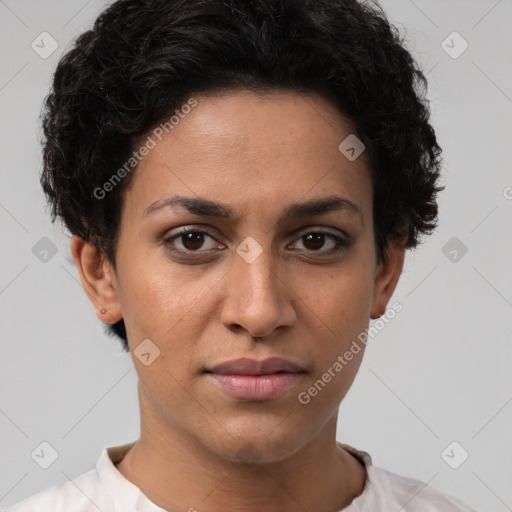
[[163, 228, 225, 253], [163, 227, 351, 256], [289, 230, 351, 255]]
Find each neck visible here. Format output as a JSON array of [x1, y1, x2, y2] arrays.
[[115, 419, 367, 512]]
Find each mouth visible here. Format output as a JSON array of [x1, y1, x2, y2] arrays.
[[204, 357, 306, 401]]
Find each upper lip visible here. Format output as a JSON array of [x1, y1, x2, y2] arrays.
[[207, 357, 305, 376]]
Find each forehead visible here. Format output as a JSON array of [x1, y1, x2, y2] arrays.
[[123, 89, 372, 221]]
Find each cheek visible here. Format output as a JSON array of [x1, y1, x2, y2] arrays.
[[306, 262, 374, 338], [116, 247, 226, 349], [295, 271, 372, 411], [297, 253, 375, 397]]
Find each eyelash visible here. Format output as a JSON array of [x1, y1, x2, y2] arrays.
[[162, 227, 351, 256]]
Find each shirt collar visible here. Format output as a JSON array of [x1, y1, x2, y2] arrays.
[[96, 441, 166, 511]]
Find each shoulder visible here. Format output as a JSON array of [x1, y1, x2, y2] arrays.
[[2, 442, 138, 512], [338, 443, 476, 512], [360, 465, 476, 511], [2, 468, 113, 512]]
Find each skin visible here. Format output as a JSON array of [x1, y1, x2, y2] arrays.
[[72, 89, 405, 512]]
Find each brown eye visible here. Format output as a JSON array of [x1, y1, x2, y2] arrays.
[[290, 230, 351, 255], [164, 228, 224, 252], [302, 233, 326, 251], [180, 231, 207, 251]]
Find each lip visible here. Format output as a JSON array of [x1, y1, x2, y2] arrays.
[[208, 357, 304, 376], [205, 357, 305, 401]]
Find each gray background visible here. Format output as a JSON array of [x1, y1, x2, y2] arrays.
[[1, 1, 511, 510]]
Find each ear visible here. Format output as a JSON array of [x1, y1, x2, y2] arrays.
[[70, 236, 123, 324], [370, 241, 406, 319]]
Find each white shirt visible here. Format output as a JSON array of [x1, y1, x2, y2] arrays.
[[3, 442, 476, 511]]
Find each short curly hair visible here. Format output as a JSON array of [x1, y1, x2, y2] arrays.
[[41, 0, 443, 350]]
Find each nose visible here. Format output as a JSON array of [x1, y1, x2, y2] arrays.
[[220, 242, 296, 339]]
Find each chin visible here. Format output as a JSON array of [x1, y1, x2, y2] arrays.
[[200, 419, 310, 465]]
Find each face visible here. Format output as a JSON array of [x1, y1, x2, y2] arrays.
[[78, 89, 404, 463]]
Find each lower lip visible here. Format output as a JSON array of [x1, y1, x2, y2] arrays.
[[207, 373, 302, 401]]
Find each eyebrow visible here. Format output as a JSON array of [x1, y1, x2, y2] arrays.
[[144, 194, 363, 225]]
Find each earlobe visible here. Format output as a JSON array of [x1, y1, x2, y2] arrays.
[[70, 236, 123, 324], [370, 242, 406, 319]]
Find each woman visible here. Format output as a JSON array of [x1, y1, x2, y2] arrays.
[[5, 0, 475, 510]]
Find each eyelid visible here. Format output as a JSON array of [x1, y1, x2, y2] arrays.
[[163, 225, 352, 256], [163, 227, 222, 249], [164, 224, 349, 242], [291, 225, 349, 238], [287, 228, 351, 252], [285, 225, 352, 248]]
